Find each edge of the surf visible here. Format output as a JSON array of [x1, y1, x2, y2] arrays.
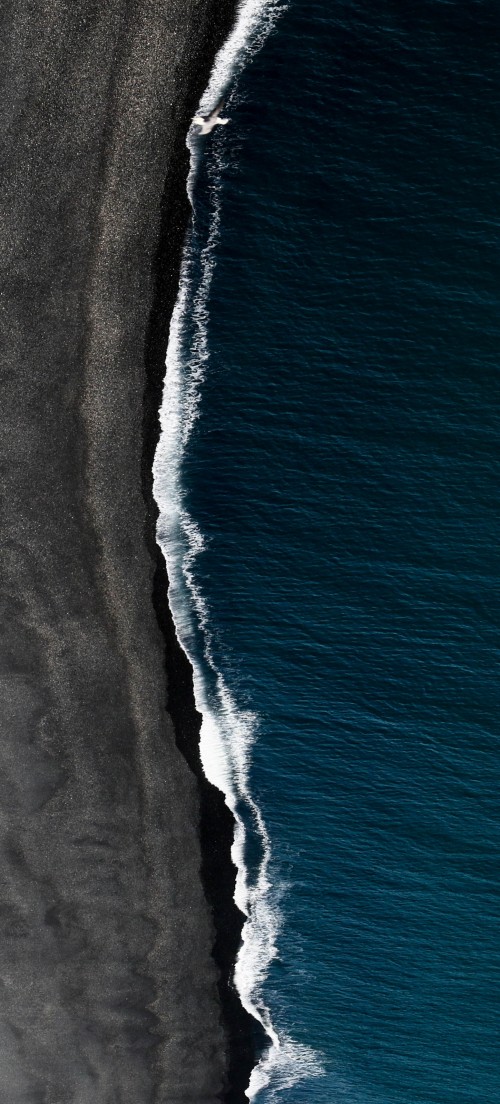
[[152, 1, 325, 1098]]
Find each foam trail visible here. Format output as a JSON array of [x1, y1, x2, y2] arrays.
[[153, 1, 324, 1097]]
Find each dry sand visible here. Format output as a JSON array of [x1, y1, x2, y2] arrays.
[[0, 2, 255, 1100]]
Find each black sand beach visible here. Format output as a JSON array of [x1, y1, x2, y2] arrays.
[[1, 2, 255, 1100]]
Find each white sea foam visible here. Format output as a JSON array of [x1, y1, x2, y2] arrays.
[[153, 1, 324, 1098]]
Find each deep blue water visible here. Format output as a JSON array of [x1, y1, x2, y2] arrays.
[[184, 2, 500, 1100]]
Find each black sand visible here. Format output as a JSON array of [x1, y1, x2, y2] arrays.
[[1, 2, 256, 1100]]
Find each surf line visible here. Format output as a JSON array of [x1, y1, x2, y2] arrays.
[[154, 0, 323, 1098]]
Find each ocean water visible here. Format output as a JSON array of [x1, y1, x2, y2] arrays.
[[155, 2, 500, 1101]]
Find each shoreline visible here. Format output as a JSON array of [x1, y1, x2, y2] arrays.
[[141, 16, 266, 1096], [1, 1, 259, 1099]]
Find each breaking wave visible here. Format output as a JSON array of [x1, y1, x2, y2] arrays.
[[153, 1, 324, 1097]]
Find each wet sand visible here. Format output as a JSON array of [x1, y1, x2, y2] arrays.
[[0, 2, 255, 1100]]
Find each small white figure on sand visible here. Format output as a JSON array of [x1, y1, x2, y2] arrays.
[[192, 98, 229, 135]]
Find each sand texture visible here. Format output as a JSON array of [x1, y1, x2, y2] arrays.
[[0, 1, 253, 1100]]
